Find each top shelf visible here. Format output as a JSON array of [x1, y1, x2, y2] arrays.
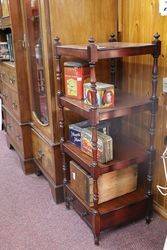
[[56, 42, 156, 60]]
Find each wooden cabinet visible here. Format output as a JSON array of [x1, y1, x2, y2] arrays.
[[19, 0, 117, 203], [0, 0, 34, 174], [54, 36, 161, 244]]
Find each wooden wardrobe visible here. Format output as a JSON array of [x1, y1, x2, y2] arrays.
[[0, 0, 33, 174], [20, 0, 118, 203]]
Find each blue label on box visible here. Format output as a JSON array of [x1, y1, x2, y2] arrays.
[[69, 128, 82, 147]]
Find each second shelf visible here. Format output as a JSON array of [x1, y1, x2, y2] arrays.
[[60, 92, 151, 121]]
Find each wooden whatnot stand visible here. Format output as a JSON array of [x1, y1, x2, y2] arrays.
[[54, 34, 161, 245]]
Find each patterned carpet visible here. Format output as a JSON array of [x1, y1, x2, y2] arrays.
[[0, 131, 166, 250]]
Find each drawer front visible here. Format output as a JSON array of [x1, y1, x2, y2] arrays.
[[1, 84, 20, 120], [5, 112, 23, 152], [0, 64, 17, 92], [32, 131, 55, 181], [100, 199, 147, 231]]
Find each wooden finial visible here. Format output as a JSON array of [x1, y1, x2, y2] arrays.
[[153, 32, 160, 42], [88, 37, 95, 44], [109, 33, 116, 42]]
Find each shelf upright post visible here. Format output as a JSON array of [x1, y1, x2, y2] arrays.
[[54, 36, 67, 207], [109, 33, 117, 86], [146, 33, 161, 223], [87, 37, 100, 245]]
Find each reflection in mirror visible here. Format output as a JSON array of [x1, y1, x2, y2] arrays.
[[26, 0, 49, 124]]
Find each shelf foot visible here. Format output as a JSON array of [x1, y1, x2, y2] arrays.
[[145, 216, 152, 224], [35, 168, 43, 177], [94, 234, 100, 246]]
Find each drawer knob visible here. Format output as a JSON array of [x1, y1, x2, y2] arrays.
[[12, 102, 17, 109], [37, 149, 44, 159]]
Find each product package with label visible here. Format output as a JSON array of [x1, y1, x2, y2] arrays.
[[64, 61, 90, 100], [84, 82, 115, 108]]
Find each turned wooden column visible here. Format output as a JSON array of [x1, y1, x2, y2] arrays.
[[54, 36, 68, 206], [146, 33, 161, 223], [87, 37, 100, 245]]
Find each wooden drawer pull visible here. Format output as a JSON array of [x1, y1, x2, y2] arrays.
[[12, 101, 17, 109], [37, 149, 44, 159]]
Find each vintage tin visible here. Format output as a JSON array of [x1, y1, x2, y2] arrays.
[[64, 61, 90, 100], [81, 128, 113, 163], [69, 120, 113, 148], [69, 121, 90, 148], [84, 82, 115, 108]]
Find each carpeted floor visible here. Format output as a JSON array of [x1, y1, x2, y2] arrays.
[[0, 131, 166, 250]]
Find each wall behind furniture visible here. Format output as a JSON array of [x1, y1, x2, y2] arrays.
[[49, 0, 117, 88], [49, 0, 118, 139], [119, 0, 167, 218]]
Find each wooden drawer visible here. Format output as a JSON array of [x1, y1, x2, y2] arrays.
[[32, 131, 55, 181], [100, 199, 147, 231], [5, 112, 23, 152], [1, 84, 20, 120], [0, 63, 17, 92]]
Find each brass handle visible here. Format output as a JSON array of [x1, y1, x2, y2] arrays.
[[12, 101, 17, 109], [16, 135, 22, 141], [37, 149, 44, 160], [9, 78, 15, 85], [1, 72, 6, 79]]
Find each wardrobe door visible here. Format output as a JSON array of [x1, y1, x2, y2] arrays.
[[24, 0, 49, 125]]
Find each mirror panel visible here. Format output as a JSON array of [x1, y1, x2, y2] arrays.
[[26, 0, 49, 125]]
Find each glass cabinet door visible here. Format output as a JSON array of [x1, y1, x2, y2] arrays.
[[25, 0, 49, 125]]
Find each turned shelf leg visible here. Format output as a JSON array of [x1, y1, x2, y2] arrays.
[[146, 33, 160, 224], [94, 233, 100, 246]]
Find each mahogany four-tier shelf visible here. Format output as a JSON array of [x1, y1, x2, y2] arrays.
[[54, 34, 161, 245]]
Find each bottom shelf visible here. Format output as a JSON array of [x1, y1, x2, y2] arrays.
[[66, 183, 148, 232]]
